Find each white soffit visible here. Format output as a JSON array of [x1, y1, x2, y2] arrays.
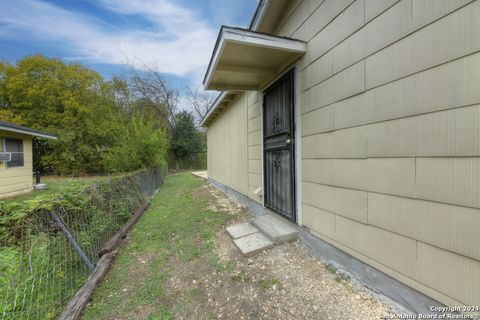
[[203, 26, 306, 91]]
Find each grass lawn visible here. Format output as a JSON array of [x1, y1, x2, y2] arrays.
[[82, 173, 235, 319], [80, 173, 394, 320]]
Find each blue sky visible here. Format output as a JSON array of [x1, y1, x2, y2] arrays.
[[0, 0, 258, 90]]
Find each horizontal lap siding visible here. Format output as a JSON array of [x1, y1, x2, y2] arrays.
[[0, 165, 34, 179], [368, 193, 480, 261], [276, 0, 480, 307], [302, 0, 364, 66], [301, 105, 334, 135], [366, 0, 480, 89], [366, 105, 480, 157], [302, 204, 336, 238], [248, 131, 261, 147], [334, 51, 480, 130], [364, 0, 399, 22], [248, 146, 261, 160], [273, 0, 305, 37], [302, 61, 365, 112], [0, 181, 32, 194], [303, 158, 417, 197], [416, 242, 480, 307], [302, 126, 367, 158], [335, 215, 418, 278], [207, 94, 248, 196], [292, 0, 356, 41], [416, 158, 480, 209], [247, 92, 263, 203], [303, 182, 367, 223], [0, 133, 33, 198], [304, 103, 480, 158], [0, 174, 35, 186]]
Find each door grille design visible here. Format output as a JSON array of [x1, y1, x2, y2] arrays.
[[263, 69, 295, 221], [272, 112, 281, 134], [272, 151, 281, 171]]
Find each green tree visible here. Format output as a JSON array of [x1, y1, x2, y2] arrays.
[[0, 55, 168, 175], [0, 55, 121, 174], [0, 62, 22, 123], [102, 111, 168, 173], [170, 111, 205, 170]]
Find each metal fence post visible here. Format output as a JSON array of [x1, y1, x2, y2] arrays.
[[1, 168, 164, 319], [49, 209, 95, 273]]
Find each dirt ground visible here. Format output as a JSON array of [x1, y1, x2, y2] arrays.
[[166, 184, 394, 320]]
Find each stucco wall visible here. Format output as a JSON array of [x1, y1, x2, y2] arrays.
[[0, 131, 33, 198], [207, 94, 249, 196], [274, 0, 480, 308]]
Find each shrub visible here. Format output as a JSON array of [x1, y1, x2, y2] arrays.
[[102, 112, 168, 173]]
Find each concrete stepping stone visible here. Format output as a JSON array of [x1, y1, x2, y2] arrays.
[[233, 232, 273, 257], [191, 171, 208, 180], [251, 214, 298, 245], [226, 222, 259, 239]]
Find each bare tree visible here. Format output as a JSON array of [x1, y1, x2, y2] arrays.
[[186, 86, 216, 125], [125, 57, 179, 130]]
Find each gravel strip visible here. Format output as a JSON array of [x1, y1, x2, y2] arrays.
[[167, 185, 394, 320]]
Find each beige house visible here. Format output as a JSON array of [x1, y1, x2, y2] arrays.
[[0, 120, 56, 199], [201, 0, 480, 310]]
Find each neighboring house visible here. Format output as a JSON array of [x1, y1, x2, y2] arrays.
[[201, 0, 480, 309], [0, 120, 57, 199]]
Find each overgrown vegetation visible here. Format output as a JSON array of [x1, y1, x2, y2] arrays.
[[0, 169, 163, 319], [1, 174, 122, 228], [101, 112, 168, 173], [170, 111, 206, 170], [0, 55, 206, 174], [1, 176, 112, 205]]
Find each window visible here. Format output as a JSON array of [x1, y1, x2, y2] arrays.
[[5, 138, 24, 168]]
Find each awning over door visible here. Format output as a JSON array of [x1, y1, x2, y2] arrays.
[[203, 26, 306, 91]]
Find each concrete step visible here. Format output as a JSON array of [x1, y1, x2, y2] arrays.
[[226, 222, 259, 239], [250, 214, 298, 245], [233, 232, 274, 257]]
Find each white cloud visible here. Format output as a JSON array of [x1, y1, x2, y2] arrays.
[[0, 0, 218, 78]]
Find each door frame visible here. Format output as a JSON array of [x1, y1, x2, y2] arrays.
[[260, 64, 302, 225]]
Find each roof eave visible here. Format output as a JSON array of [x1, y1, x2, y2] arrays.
[[200, 92, 227, 127], [202, 26, 306, 91], [0, 125, 58, 140], [202, 0, 293, 127], [250, 0, 270, 31]]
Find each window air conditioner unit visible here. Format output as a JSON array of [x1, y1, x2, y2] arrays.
[[0, 152, 12, 162]]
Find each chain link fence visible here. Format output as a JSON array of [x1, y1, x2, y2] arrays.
[[0, 168, 165, 320]]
